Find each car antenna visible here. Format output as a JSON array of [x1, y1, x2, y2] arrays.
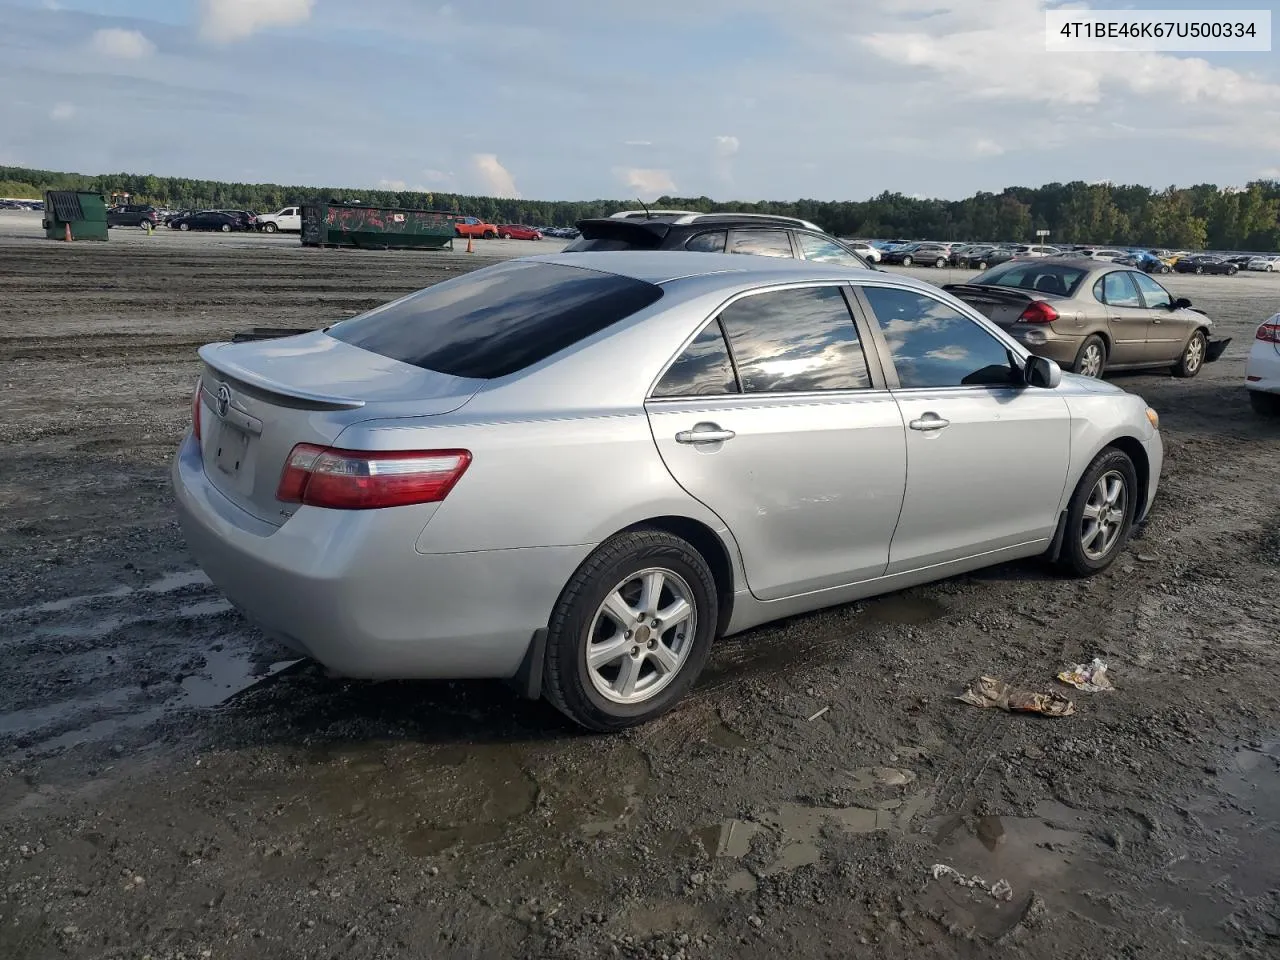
[[637, 198, 651, 219]]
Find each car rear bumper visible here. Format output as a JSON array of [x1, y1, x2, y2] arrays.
[[171, 432, 584, 680], [1246, 342, 1280, 393]]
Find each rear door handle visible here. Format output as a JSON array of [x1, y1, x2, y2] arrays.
[[909, 414, 950, 432], [675, 423, 736, 444]]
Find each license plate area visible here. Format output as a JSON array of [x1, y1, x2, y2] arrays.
[[214, 421, 250, 476]]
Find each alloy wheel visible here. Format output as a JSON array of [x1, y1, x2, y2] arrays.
[[1079, 342, 1104, 378], [1184, 334, 1204, 373], [585, 567, 696, 705], [1081, 471, 1127, 560]]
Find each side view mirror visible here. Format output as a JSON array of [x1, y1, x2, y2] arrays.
[[1023, 355, 1062, 389], [1172, 297, 1192, 310]]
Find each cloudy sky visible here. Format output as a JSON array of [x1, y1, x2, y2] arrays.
[[1, 0, 1278, 201]]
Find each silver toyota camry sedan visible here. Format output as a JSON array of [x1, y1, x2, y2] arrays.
[[173, 252, 1163, 731]]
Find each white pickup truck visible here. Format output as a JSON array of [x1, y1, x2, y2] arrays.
[[256, 206, 302, 233]]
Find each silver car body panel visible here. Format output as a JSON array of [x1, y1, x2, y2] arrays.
[[173, 252, 1163, 680]]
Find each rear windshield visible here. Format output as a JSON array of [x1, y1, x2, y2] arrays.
[[972, 261, 1088, 297], [327, 261, 663, 379]]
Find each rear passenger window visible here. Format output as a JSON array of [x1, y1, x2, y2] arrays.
[[686, 231, 727, 253], [1096, 272, 1141, 307], [862, 286, 1016, 388], [726, 230, 793, 259], [718, 286, 871, 393], [652, 321, 738, 397]]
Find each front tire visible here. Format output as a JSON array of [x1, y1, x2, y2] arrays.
[[1073, 335, 1107, 379], [977, 260, 988, 270], [1250, 391, 1280, 416], [221, 223, 232, 233], [934, 257, 946, 268], [483, 231, 496, 240], [1057, 448, 1139, 577], [179, 223, 189, 231], [1195, 266, 1204, 274], [901, 255, 913, 266], [542, 530, 718, 732], [1160, 265, 1171, 274], [1172, 330, 1206, 378]]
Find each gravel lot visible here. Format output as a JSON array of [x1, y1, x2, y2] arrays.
[[2, 211, 1279, 959]]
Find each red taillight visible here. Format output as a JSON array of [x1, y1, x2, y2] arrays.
[[1256, 323, 1280, 343], [191, 380, 202, 442], [1018, 301, 1060, 324], [276, 445, 472, 510]]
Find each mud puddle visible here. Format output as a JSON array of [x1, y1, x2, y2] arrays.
[[284, 737, 653, 866], [5, 648, 300, 755]]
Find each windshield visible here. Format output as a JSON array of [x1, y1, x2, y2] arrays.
[[970, 261, 1089, 296]]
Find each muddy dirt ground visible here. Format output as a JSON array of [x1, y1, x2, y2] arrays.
[[2, 222, 1279, 959]]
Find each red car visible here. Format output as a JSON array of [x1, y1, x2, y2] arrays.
[[497, 224, 542, 240]]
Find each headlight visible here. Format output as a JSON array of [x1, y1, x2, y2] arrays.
[[1146, 408, 1160, 430]]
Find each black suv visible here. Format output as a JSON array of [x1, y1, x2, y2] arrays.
[[565, 211, 875, 269], [107, 204, 159, 228]]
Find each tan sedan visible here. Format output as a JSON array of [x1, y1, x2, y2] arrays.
[[944, 259, 1231, 378]]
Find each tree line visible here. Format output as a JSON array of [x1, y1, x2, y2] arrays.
[[3, 165, 1278, 251]]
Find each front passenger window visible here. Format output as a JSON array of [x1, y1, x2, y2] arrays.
[[1130, 271, 1172, 309], [862, 287, 1017, 389]]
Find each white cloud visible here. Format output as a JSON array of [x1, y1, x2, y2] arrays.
[[89, 28, 156, 60], [1258, 168, 1280, 180], [199, 0, 315, 43], [972, 138, 1004, 157], [377, 178, 408, 191], [614, 167, 677, 199], [624, 139, 653, 147], [713, 134, 739, 185], [471, 154, 520, 198], [421, 169, 454, 185], [49, 102, 75, 121]]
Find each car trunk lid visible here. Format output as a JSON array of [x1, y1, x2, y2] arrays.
[[196, 331, 481, 526], [944, 283, 1047, 327]]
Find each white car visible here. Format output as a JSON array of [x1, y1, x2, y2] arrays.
[[843, 239, 882, 263], [257, 206, 302, 233], [1247, 255, 1280, 272], [1246, 313, 1280, 415]]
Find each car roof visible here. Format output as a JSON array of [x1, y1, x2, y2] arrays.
[[520, 250, 905, 286], [598, 211, 825, 231]]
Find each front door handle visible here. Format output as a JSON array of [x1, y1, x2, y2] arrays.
[[909, 414, 950, 432], [675, 423, 736, 444]]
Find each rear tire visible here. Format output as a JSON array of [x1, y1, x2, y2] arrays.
[[1171, 329, 1206, 378], [977, 260, 988, 270], [1160, 265, 1171, 274], [1250, 391, 1280, 416], [483, 231, 496, 240], [542, 530, 718, 732], [1195, 266, 1204, 274], [1073, 335, 1107, 379], [499, 231, 509, 239], [263, 222, 278, 234], [1057, 448, 1138, 577]]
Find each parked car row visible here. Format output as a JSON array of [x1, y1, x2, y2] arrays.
[[0, 198, 43, 211]]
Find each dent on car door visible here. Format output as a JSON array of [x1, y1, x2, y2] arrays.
[[857, 285, 1071, 574], [644, 284, 906, 601]]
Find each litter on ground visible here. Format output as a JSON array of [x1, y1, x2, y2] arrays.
[[956, 676, 1075, 717], [929, 863, 1015, 901], [1057, 658, 1114, 693]]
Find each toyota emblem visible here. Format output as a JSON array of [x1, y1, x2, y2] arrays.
[[214, 383, 231, 418]]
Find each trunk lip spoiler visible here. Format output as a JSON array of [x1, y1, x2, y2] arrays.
[[198, 342, 367, 409], [942, 282, 1041, 302]]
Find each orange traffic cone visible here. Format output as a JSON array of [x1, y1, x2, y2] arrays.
[[465, 232, 474, 254], [64, 222, 72, 242]]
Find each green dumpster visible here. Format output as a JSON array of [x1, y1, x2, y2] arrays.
[[43, 190, 108, 241], [301, 201, 456, 250]]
